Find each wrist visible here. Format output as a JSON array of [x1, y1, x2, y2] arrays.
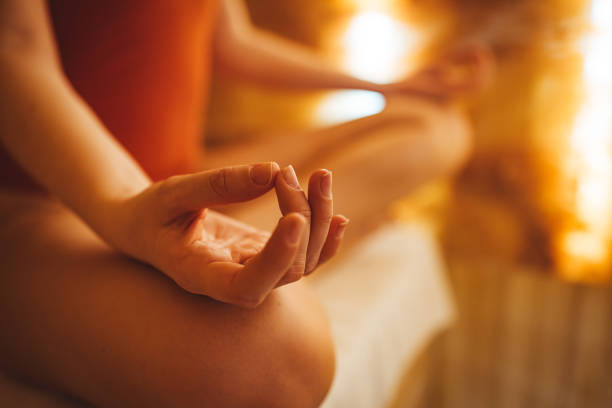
[[87, 182, 151, 256]]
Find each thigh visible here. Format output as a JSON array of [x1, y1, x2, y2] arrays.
[[0, 193, 334, 407], [0, 371, 87, 407]]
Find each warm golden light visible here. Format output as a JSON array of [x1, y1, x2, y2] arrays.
[[316, 90, 386, 124], [560, 0, 612, 280], [317, 4, 418, 123], [560, 231, 609, 281], [342, 11, 419, 84]]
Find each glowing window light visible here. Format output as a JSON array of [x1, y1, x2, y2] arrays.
[[560, 0, 612, 275], [560, 231, 609, 281], [563, 231, 608, 264], [591, 0, 612, 28], [342, 11, 419, 84], [316, 90, 386, 125], [583, 37, 612, 86], [316, 9, 418, 124]]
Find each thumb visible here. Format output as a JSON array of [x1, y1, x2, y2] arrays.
[[158, 162, 280, 213]]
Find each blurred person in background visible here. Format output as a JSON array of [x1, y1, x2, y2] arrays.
[[0, 0, 491, 406]]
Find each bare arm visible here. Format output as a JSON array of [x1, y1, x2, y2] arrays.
[[0, 0, 151, 239], [213, 0, 385, 92], [213, 0, 494, 98], [0, 0, 345, 306]]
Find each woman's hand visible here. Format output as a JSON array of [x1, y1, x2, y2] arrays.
[[105, 162, 347, 308]]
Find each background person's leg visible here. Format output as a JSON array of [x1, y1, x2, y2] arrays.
[[0, 193, 335, 408], [211, 97, 472, 245]]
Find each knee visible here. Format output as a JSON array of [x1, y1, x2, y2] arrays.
[[383, 98, 473, 177], [415, 103, 473, 177], [431, 106, 473, 175], [251, 289, 336, 408], [166, 283, 335, 408]]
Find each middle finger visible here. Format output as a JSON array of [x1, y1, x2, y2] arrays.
[[274, 165, 311, 284], [305, 169, 333, 274]]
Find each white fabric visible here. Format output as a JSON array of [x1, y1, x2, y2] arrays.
[[312, 222, 455, 408]]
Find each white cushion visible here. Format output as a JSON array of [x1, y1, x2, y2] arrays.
[[312, 222, 455, 408]]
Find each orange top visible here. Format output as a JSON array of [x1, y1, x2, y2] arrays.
[[0, 0, 218, 189]]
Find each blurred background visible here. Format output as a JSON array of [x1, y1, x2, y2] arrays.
[[207, 0, 612, 406]]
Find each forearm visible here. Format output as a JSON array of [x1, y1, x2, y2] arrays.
[[215, 27, 383, 92], [213, 0, 383, 92], [0, 52, 150, 239]]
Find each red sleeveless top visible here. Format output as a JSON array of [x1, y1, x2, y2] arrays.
[[0, 0, 218, 189]]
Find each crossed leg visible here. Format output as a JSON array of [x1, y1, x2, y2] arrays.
[[208, 96, 472, 245], [0, 193, 335, 407], [0, 97, 471, 407]]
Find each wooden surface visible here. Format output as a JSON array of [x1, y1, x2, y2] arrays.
[[391, 261, 612, 408]]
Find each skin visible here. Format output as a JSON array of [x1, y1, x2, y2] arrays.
[[0, 0, 491, 405], [0, 192, 336, 408], [206, 96, 474, 246], [0, 0, 346, 307], [105, 163, 348, 307], [213, 0, 493, 99]]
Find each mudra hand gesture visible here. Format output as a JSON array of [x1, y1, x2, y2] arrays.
[[106, 162, 347, 307]]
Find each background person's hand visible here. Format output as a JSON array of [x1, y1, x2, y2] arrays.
[[382, 44, 495, 101], [104, 162, 346, 307]]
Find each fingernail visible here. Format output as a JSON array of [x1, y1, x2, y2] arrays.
[[336, 224, 347, 240], [320, 171, 332, 199], [336, 218, 349, 239], [287, 216, 304, 245], [250, 163, 273, 185], [282, 165, 300, 189]]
